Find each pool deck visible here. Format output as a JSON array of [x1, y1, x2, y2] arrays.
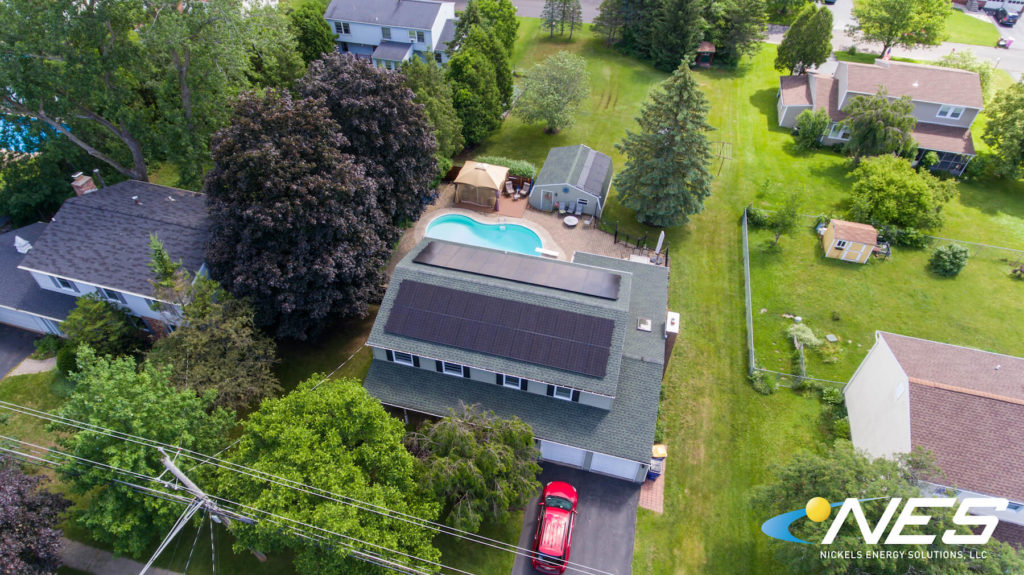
[[387, 184, 631, 278]]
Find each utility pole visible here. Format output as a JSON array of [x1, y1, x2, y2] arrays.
[[138, 448, 257, 575]]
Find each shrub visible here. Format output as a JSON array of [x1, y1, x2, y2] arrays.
[[474, 156, 537, 179], [876, 224, 930, 248], [31, 335, 62, 359], [786, 323, 821, 348], [847, 45, 857, 55], [930, 244, 969, 277], [56, 345, 78, 375], [963, 153, 998, 181], [918, 151, 939, 171], [654, 413, 667, 442], [746, 205, 769, 227], [820, 386, 844, 405], [793, 109, 830, 151], [832, 416, 851, 439], [750, 370, 777, 395], [830, 310, 841, 321]]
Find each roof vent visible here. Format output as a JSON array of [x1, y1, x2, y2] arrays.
[[912, 81, 919, 88], [132, 195, 141, 206], [637, 318, 652, 332], [14, 235, 32, 254]]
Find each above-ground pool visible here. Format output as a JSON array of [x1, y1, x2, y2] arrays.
[[425, 214, 542, 255]]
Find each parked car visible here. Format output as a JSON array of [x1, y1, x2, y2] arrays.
[[531, 481, 579, 574], [996, 7, 1020, 27]]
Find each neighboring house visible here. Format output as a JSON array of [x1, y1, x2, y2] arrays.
[[844, 332, 1024, 543], [819, 219, 878, 264], [777, 60, 983, 176], [363, 239, 677, 482], [323, 0, 457, 68], [528, 145, 613, 217], [3, 177, 210, 335]]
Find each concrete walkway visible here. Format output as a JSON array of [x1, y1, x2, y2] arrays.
[[60, 538, 182, 575], [7, 356, 56, 377]]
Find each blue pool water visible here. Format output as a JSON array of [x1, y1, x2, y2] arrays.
[[0, 117, 44, 153], [426, 214, 542, 255]]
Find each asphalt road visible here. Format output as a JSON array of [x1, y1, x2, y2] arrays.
[[0, 324, 36, 379], [510, 464, 641, 575]]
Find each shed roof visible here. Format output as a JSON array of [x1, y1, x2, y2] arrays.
[[830, 219, 877, 245], [0, 223, 76, 321], [18, 181, 209, 298], [325, 0, 445, 29], [535, 145, 613, 203]]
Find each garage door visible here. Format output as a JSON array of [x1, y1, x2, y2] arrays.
[[540, 440, 587, 468], [0, 307, 47, 334], [589, 453, 642, 481]]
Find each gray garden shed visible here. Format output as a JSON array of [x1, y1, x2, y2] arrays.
[[528, 145, 613, 217]]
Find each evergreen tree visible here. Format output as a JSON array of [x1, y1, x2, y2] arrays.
[[541, 0, 561, 36], [565, 0, 584, 39], [401, 58, 465, 176], [614, 63, 714, 227], [775, 4, 833, 74], [448, 40, 504, 145], [619, 0, 660, 58], [61, 294, 145, 360], [592, 0, 625, 45], [651, 0, 705, 72], [704, 0, 767, 65], [477, 0, 519, 55]]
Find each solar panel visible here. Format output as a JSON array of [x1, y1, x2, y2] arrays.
[[385, 280, 614, 378], [413, 241, 621, 300]]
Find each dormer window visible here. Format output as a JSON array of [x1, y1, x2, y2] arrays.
[[50, 276, 79, 293], [937, 105, 964, 120]]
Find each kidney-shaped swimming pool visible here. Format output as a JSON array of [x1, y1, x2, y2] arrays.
[[425, 214, 542, 255]]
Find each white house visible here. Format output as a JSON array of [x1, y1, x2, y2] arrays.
[[844, 332, 1024, 544], [323, 0, 457, 68], [0, 176, 210, 335]]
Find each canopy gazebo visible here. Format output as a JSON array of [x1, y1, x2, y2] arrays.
[[696, 41, 716, 68], [454, 161, 509, 209]]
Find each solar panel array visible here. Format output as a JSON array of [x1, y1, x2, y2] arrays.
[[385, 280, 615, 378], [413, 241, 621, 300]]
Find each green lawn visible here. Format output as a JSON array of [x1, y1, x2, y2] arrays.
[[946, 9, 1001, 47], [0, 370, 72, 446]]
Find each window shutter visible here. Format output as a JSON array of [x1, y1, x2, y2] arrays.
[[412, 356, 420, 368], [571, 390, 580, 402], [546, 385, 555, 397], [386, 349, 394, 362], [521, 379, 529, 392], [435, 360, 443, 372], [462, 366, 471, 378], [496, 373, 503, 386]]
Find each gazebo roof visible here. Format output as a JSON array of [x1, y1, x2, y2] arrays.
[[698, 41, 716, 53], [455, 161, 509, 190]]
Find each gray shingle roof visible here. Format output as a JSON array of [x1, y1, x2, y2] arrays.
[[438, 18, 456, 52], [325, 0, 443, 29], [367, 240, 631, 396], [0, 223, 76, 321], [18, 181, 209, 298], [534, 145, 614, 203], [372, 41, 413, 61], [364, 356, 662, 463]]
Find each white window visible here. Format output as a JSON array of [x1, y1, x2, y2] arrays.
[[101, 288, 126, 304], [50, 276, 79, 293], [442, 361, 464, 376], [553, 386, 573, 401], [937, 105, 964, 120], [828, 123, 851, 141], [335, 22, 350, 35], [835, 239, 849, 249], [502, 375, 523, 389], [382, 27, 392, 40], [393, 351, 414, 366]]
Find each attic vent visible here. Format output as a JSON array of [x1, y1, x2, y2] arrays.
[[637, 318, 652, 332]]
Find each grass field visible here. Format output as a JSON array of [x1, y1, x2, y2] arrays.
[[946, 9, 1001, 47]]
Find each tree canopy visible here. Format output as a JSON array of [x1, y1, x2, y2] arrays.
[[775, 3, 833, 74], [766, 193, 801, 247], [204, 90, 389, 340], [0, 458, 70, 575], [216, 377, 441, 575], [847, 155, 958, 231], [515, 51, 592, 133], [52, 347, 233, 557], [936, 50, 994, 100], [982, 80, 1024, 179], [298, 53, 438, 237], [60, 293, 145, 362], [401, 58, 465, 177], [840, 89, 917, 160], [851, 0, 950, 56], [753, 442, 1024, 574], [289, 1, 336, 65], [615, 63, 714, 227], [702, 0, 766, 65], [0, 138, 100, 227], [406, 403, 542, 532], [448, 46, 504, 146], [651, 0, 705, 72]]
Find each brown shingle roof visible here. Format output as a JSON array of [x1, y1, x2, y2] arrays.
[[831, 219, 877, 245], [912, 123, 976, 156], [813, 75, 846, 122], [779, 76, 811, 106], [844, 61, 984, 109]]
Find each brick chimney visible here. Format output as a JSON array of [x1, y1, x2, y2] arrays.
[[71, 172, 98, 196]]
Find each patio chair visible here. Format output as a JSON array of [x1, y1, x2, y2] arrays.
[[583, 214, 593, 228], [521, 182, 531, 199], [557, 202, 566, 215], [504, 181, 514, 197], [574, 202, 584, 217], [567, 200, 576, 214]]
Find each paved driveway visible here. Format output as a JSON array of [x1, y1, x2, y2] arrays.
[[510, 464, 641, 575], [0, 324, 37, 379]]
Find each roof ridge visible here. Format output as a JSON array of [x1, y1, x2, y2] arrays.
[[61, 197, 206, 231], [909, 377, 1024, 406], [879, 331, 1024, 362]]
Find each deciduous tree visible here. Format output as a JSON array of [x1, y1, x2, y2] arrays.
[[401, 58, 465, 177], [289, 1, 336, 65], [406, 403, 542, 532], [847, 155, 957, 231], [767, 193, 801, 247], [793, 109, 830, 150], [982, 81, 1024, 178], [477, 0, 520, 55], [0, 137, 107, 227], [515, 51, 591, 133], [216, 377, 440, 575], [851, 0, 951, 56], [936, 50, 993, 100], [244, 5, 306, 89], [0, 458, 70, 575], [703, 0, 767, 65], [298, 53, 438, 236], [841, 88, 917, 160], [204, 90, 389, 340], [651, 0, 705, 72], [52, 347, 233, 557], [615, 64, 714, 227], [592, 0, 626, 45], [775, 4, 833, 74]]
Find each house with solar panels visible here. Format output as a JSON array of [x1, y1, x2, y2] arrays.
[[363, 239, 678, 482], [323, 0, 457, 69], [529, 145, 613, 217]]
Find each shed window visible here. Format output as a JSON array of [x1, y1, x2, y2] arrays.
[[835, 240, 849, 249], [937, 105, 964, 120]]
